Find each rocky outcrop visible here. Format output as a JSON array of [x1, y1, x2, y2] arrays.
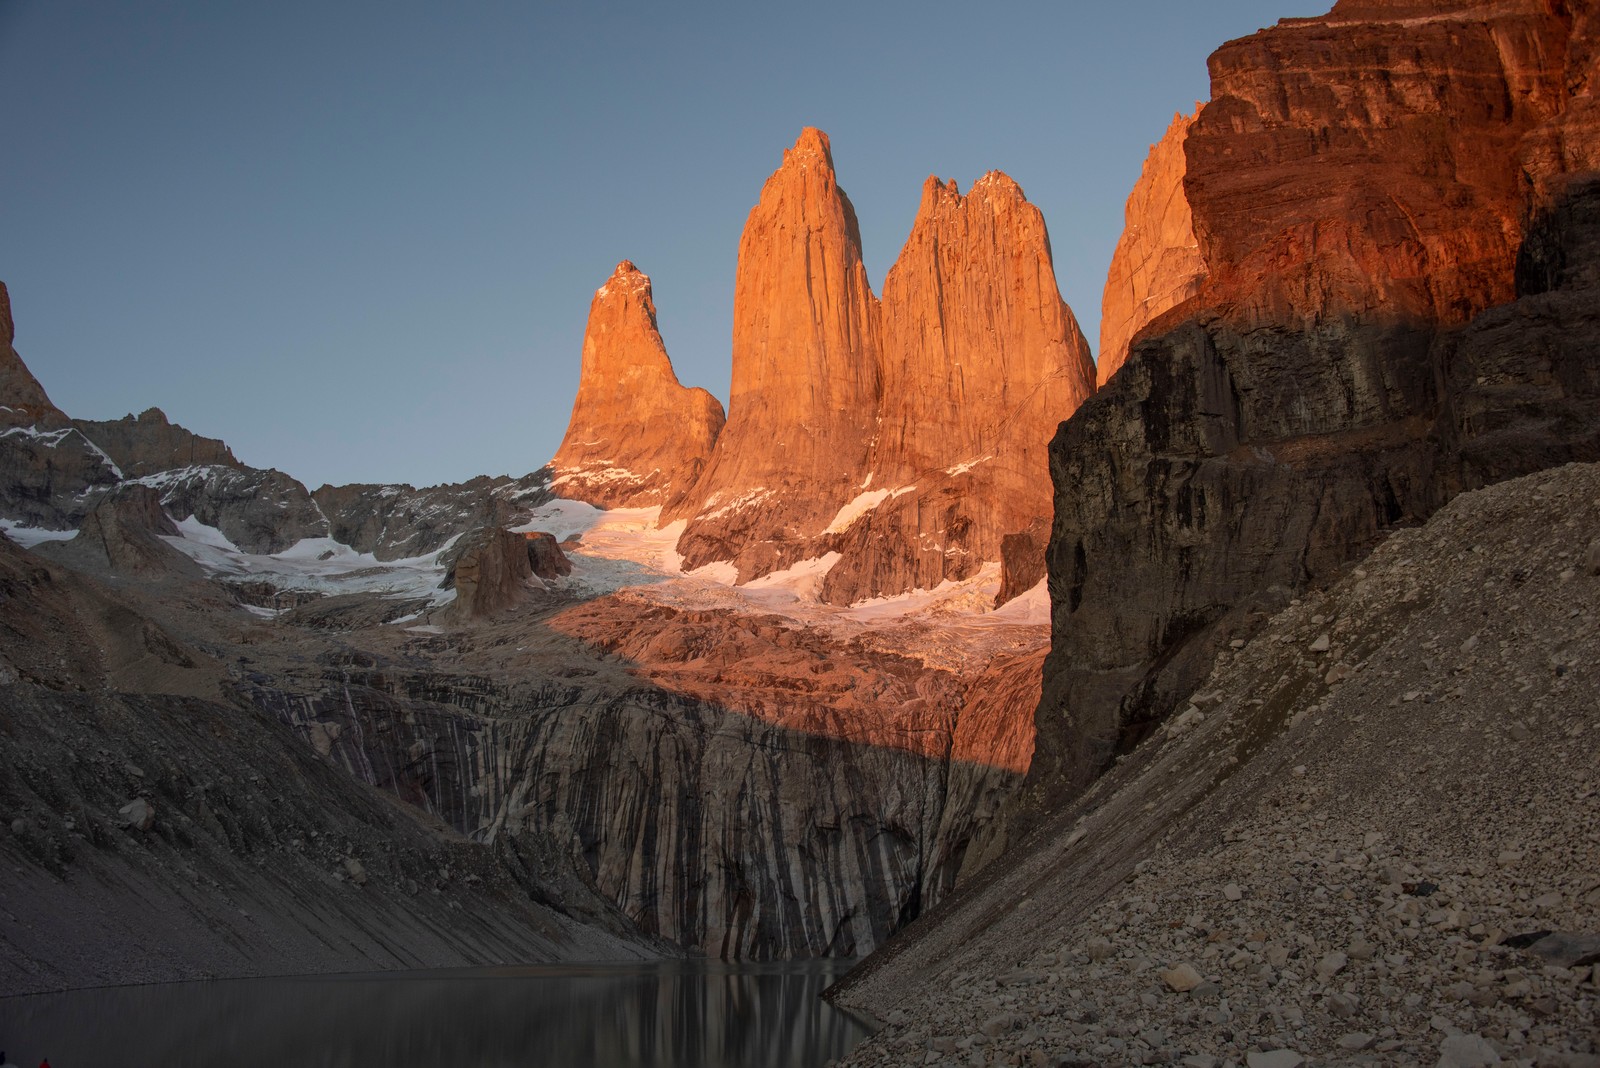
[[523, 531, 572, 580], [439, 526, 569, 620], [1097, 108, 1206, 385], [548, 262, 725, 508], [43, 484, 197, 577], [73, 408, 240, 477], [666, 128, 882, 580], [1186, 0, 1576, 329], [0, 281, 67, 429], [1029, 0, 1600, 803], [818, 174, 1095, 605]]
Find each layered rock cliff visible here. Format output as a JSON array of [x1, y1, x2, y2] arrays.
[[666, 128, 883, 580], [1030, 0, 1600, 801], [1097, 108, 1206, 386], [548, 261, 725, 508]]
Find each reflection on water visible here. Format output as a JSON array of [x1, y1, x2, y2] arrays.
[[1, 960, 875, 1068]]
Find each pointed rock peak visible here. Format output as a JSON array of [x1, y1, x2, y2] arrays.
[[1098, 104, 1208, 385], [969, 170, 1025, 201], [1, 281, 13, 347], [549, 262, 725, 509], [596, 259, 656, 310], [786, 127, 834, 166], [918, 175, 961, 213]]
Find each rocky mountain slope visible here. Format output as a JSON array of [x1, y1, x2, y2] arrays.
[[548, 260, 725, 508], [834, 461, 1600, 1066], [0, 531, 658, 996], [1028, 0, 1600, 812]]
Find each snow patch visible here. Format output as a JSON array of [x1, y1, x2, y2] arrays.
[[701, 488, 773, 522], [823, 487, 915, 535], [0, 519, 79, 548], [161, 522, 462, 605], [944, 455, 993, 477], [983, 577, 1050, 626], [740, 552, 841, 604]]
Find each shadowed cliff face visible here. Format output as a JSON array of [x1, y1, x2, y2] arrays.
[[1032, 0, 1600, 802], [549, 261, 726, 509], [241, 596, 1040, 960]]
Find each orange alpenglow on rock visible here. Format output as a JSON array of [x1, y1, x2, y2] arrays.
[[1184, 0, 1584, 329], [548, 260, 725, 508], [1097, 107, 1207, 386], [665, 127, 882, 580], [820, 172, 1096, 604], [0, 281, 68, 429]]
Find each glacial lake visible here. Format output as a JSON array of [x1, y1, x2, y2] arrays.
[[0, 960, 876, 1068]]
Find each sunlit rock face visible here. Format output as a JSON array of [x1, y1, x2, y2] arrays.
[[819, 173, 1096, 606], [1030, 0, 1600, 802], [549, 261, 725, 509], [661, 131, 1095, 606], [664, 128, 883, 581], [1189, 0, 1579, 328], [1097, 108, 1206, 386]]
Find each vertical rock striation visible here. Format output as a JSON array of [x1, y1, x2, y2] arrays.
[[666, 128, 882, 581], [549, 261, 725, 509]]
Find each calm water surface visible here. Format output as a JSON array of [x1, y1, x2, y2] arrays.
[[1, 960, 876, 1068]]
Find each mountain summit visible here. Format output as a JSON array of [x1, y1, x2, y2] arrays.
[[548, 260, 725, 508]]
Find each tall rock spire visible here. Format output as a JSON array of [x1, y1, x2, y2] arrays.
[[548, 261, 725, 508], [1097, 108, 1207, 386], [666, 127, 882, 579], [819, 172, 1096, 604]]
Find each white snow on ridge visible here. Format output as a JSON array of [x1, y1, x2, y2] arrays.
[[0, 425, 124, 477]]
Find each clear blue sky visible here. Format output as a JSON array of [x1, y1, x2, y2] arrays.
[[0, 1, 1314, 489]]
